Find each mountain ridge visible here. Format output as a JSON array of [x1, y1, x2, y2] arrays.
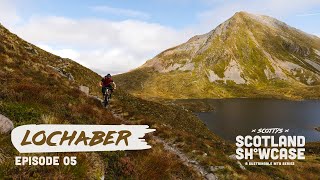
[[115, 11, 320, 100], [143, 11, 320, 68]]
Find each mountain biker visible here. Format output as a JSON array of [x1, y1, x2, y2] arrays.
[[100, 74, 116, 99]]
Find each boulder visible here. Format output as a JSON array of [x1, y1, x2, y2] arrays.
[[228, 154, 237, 160], [66, 73, 74, 81], [205, 173, 218, 180], [0, 114, 14, 134], [79, 86, 89, 96], [237, 161, 246, 170], [210, 166, 225, 172]]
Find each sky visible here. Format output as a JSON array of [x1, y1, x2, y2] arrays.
[[0, 0, 320, 75]]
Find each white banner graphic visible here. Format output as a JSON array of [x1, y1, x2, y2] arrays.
[[11, 124, 155, 153]]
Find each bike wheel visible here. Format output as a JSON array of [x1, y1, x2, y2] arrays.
[[103, 95, 109, 107]]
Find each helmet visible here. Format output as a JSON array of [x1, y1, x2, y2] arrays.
[[105, 74, 111, 78]]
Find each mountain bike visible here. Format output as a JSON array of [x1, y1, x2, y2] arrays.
[[103, 88, 112, 108]]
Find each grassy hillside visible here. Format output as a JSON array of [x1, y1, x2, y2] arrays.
[[0, 23, 203, 179]]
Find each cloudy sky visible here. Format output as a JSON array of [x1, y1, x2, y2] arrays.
[[0, 0, 320, 75]]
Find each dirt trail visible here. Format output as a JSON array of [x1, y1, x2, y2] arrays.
[[89, 95, 216, 179], [152, 136, 210, 176], [111, 101, 216, 179]]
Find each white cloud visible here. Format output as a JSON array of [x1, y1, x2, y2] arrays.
[[11, 16, 192, 75], [197, 0, 320, 33], [0, 0, 20, 27], [38, 44, 80, 60], [296, 12, 320, 17], [91, 5, 150, 19]]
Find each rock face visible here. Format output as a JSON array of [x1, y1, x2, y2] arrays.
[[115, 11, 320, 99], [237, 161, 246, 170], [228, 154, 238, 160], [79, 85, 90, 96], [47, 64, 75, 81], [228, 154, 246, 170], [205, 173, 218, 180], [0, 114, 14, 134]]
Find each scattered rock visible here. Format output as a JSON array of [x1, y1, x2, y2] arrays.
[[79, 85, 90, 96], [47, 65, 74, 81], [226, 157, 247, 171], [228, 154, 237, 160], [207, 59, 246, 84], [315, 127, 320, 132], [179, 62, 195, 71], [0, 114, 14, 134], [205, 173, 218, 180], [210, 166, 225, 172], [153, 137, 209, 177], [237, 161, 246, 170], [24, 44, 38, 55], [89, 95, 103, 102], [189, 160, 198, 165], [66, 73, 74, 81]]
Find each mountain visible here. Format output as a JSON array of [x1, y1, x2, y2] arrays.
[[114, 12, 320, 100]]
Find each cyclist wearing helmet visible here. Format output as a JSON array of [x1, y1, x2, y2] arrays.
[[100, 74, 116, 99]]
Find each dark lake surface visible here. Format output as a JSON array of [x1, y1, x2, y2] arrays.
[[194, 99, 320, 142]]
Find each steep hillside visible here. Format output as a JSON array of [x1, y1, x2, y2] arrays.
[[0, 23, 212, 179], [114, 12, 320, 100]]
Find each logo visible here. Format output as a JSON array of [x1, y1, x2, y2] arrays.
[[235, 128, 305, 166]]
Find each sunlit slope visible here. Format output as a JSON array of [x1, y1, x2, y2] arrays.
[[115, 12, 320, 100]]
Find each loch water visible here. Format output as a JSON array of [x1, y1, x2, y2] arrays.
[[194, 99, 320, 142]]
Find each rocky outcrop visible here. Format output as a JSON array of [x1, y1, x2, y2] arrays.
[[47, 64, 75, 81], [237, 161, 246, 170], [23, 43, 38, 55], [205, 173, 218, 180], [228, 154, 237, 160], [79, 85, 90, 96], [282, 40, 310, 57], [228, 154, 246, 170], [208, 60, 246, 84], [0, 114, 14, 134], [210, 166, 225, 172]]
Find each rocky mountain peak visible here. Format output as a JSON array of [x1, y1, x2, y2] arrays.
[[116, 12, 320, 99]]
